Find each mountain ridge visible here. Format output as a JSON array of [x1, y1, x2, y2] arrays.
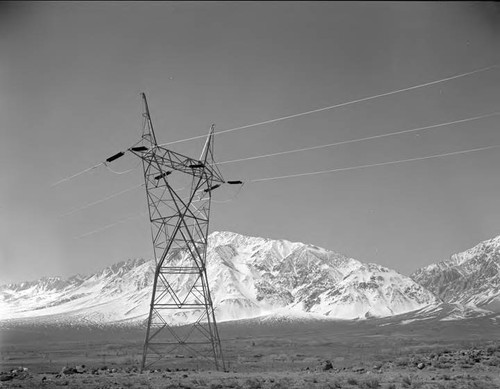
[[2, 231, 498, 325], [411, 234, 500, 312], [0, 231, 435, 324]]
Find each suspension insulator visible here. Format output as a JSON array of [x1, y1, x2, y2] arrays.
[[189, 163, 205, 168], [131, 146, 149, 152], [204, 184, 221, 193], [154, 171, 171, 180], [106, 152, 125, 163], [227, 180, 243, 185]]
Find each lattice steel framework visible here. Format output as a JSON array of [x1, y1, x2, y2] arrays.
[[130, 93, 225, 371]]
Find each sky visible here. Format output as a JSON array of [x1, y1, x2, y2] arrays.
[[1, 2, 499, 284]]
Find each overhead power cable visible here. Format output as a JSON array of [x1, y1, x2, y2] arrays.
[[249, 144, 500, 183], [51, 162, 104, 187], [75, 185, 235, 238], [103, 160, 142, 175], [59, 183, 145, 217], [212, 183, 245, 204], [216, 111, 500, 165], [74, 144, 498, 238], [58, 109, 499, 217], [75, 212, 147, 239], [158, 64, 498, 147], [51, 138, 145, 187], [50, 64, 497, 187], [59, 184, 186, 217], [75, 187, 212, 238], [51, 157, 138, 187]]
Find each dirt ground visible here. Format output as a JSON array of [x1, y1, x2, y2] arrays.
[[1, 316, 499, 388]]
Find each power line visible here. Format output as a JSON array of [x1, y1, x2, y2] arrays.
[[103, 161, 141, 175], [74, 144, 498, 238], [249, 144, 500, 183], [51, 162, 104, 187], [216, 111, 500, 165], [51, 138, 145, 187], [59, 183, 145, 217], [212, 183, 245, 204], [74, 186, 234, 238], [52, 159, 133, 188], [75, 212, 148, 239], [50, 64, 498, 186], [159, 64, 498, 147], [59, 184, 186, 217], [61, 110, 499, 216]]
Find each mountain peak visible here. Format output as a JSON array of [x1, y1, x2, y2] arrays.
[[411, 235, 500, 312], [448, 234, 500, 267]]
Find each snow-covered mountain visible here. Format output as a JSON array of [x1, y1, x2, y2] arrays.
[[207, 232, 437, 321], [0, 231, 438, 325], [0, 259, 153, 324], [411, 235, 500, 313]]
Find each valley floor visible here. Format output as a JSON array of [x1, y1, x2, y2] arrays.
[[2, 368, 500, 389], [1, 316, 499, 388]]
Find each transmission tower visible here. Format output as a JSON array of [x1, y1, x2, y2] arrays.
[[130, 93, 225, 371]]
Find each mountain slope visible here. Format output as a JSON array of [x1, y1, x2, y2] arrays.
[[411, 235, 500, 312], [0, 231, 438, 324], [0, 259, 154, 323], [208, 232, 437, 321]]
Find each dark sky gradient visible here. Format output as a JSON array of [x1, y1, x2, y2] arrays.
[[1, 2, 499, 284]]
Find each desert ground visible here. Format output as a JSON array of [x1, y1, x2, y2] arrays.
[[1, 315, 499, 388]]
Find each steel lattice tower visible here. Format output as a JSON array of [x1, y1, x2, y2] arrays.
[[130, 93, 225, 371]]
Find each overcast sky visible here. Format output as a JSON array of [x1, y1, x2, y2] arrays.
[[1, 2, 499, 284]]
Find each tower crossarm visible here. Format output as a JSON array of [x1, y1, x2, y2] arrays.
[[130, 145, 225, 184]]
